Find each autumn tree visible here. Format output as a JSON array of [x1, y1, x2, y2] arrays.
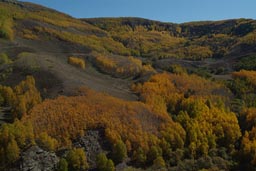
[[0, 53, 11, 65], [147, 145, 162, 164], [37, 132, 58, 151], [12, 119, 35, 147], [132, 147, 147, 165], [111, 139, 127, 164], [58, 158, 68, 171], [152, 156, 166, 170], [0, 76, 42, 119], [5, 136, 20, 164], [96, 153, 115, 171], [66, 148, 88, 171], [96, 153, 108, 171], [0, 85, 15, 106], [0, 120, 34, 167], [105, 160, 115, 171]]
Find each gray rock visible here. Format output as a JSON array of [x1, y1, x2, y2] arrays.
[[73, 130, 104, 168], [20, 146, 59, 171]]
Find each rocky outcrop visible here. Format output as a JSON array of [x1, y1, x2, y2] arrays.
[[73, 130, 105, 168], [20, 146, 59, 171]]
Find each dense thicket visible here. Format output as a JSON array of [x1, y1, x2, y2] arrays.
[[27, 87, 185, 158]]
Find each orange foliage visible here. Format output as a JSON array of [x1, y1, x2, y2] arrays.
[[241, 129, 256, 166], [133, 72, 241, 157], [240, 107, 256, 166], [133, 72, 229, 114], [26, 88, 185, 152], [232, 70, 256, 87], [93, 53, 155, 78]]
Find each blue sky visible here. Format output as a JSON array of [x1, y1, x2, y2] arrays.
[[19, 0, 256, 23]]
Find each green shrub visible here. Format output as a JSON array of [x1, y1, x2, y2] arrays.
[[66, 148, 88, 171], [58, 158, 68, 171], [112, 140, 127, 164], [0, 53, 11, 65], [0, 18, 14, 40], [234, 55, 256, 71], [96, 153, 115, 171]]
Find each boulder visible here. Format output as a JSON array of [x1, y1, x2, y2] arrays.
[[20, 146, 59, 171]]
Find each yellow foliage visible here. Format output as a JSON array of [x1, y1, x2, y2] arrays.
[[185, 45, 213, 60], [34, 26, 130, 55], [93, 54, 153, 78], [113, 29, 185, 58], [232, 70, 256, 87], [0, 119, 34, 167], [66, 148, 89, 170], [21, 29, 38, 40], [241, 129, 256, 166], [0, 76, 42, 119], [0, 18, 14, 40], [37, 132, 58, 151], [26, 88, 184, 153], [68, 57, 85, 69], [134, 72, 241, 156], [95, 55, 117, 71], [240, 31, 256, 45]]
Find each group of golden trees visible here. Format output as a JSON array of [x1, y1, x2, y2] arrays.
[[20, 71, 244, 169], [227, 70, 256, 170], [0, 77, 91, 170], [0, 119, 34, 169], [240, 107, 256, 169], [25, 87, 186, 167], [230, 70, 256, 108], [0, 76, 42, 120], [0, 76, 42, 168], [0, 70, 255, 170], [93, 53, 155, 78], [133, 72, 241, 160]]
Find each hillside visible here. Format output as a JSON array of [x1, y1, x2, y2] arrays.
[[1, 0, 256, 98], [0, 0, 256, 171]]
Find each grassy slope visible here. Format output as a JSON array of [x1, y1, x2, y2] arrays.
[[0, 1, 139, 100], [0, 1, 255, 99]]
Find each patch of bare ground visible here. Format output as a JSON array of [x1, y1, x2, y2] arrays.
[[9, 38, 138, 101]]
